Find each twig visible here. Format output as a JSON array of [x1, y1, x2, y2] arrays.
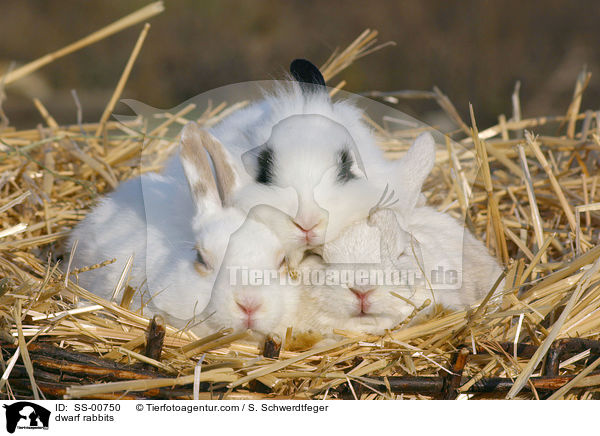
[[263, 334, 282, 359], [144, 315, 166, 362], [442, 348, 470, 399]]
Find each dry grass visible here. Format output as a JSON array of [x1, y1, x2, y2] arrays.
[[1, 7, 600, 400]]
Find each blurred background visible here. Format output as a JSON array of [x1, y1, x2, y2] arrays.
[[1, 0, 599, 129]]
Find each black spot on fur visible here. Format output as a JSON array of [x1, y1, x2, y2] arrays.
[[337, 149, 357, 183], [256, 146, 275, 185], [290, 59, 326, 89]]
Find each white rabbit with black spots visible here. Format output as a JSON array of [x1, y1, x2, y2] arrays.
[[149, 60, 436, 267]]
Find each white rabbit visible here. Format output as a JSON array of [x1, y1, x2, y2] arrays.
[[192, 203, 300, 340], [212, 60, 435, 204], [295, 146, 502, 336], [135, 60, 435, 267], [179, 128, 301, 338], [298, 207, 502, 336], [70, 122, 299, 339], [231, 113, 385, 267], [68, 123, 250, 329]]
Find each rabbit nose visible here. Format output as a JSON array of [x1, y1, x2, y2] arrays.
[[349, 288, 375, 314], [350, 286, 374, 295], [292, 219, 321, 244], [236, 301, 260, 329], [292, 220, 318, 233], [236, 301, 260, 315]]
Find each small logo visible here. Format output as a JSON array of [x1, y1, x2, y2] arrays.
[[3, 402, 50, 433]]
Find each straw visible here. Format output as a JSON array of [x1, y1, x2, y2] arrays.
[[2, 20, 600, 400], [506, 257, 600, 399], [0, 2, 164, 86], [548, 356, 600, 400], [95, 23, 152, 138]]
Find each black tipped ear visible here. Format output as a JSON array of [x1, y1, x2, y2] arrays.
[[290, 59, 326, 88]]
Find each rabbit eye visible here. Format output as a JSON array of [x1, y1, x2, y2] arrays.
[[336, 148, 358, 183], [278, 255, 287, 270], [194, 249, 213, 276], [256, 146, 275, 185]]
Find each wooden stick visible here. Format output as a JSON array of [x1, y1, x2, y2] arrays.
[[548, 356, 600, 399], [65, 368, 236, 399], [263, 334, 282, 359], [442, 348, 470, 399], [144, 315, 165, 362]]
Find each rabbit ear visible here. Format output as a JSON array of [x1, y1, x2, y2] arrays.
[[199, 130, 241, 206], [290, 59, 327, 93], [394, 132, 436, 213], [367, 208, 409, 266], [179, 122, 221, 212]]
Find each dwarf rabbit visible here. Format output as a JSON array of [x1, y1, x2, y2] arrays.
[[299, 207, 502, 336], [231, 113, 385, 267], [70, 122, 299, 339], [192, 203, 300, 340], [68, 123, 249, 328], [295, 142, 502, 336], [147, 60, 435, 268]]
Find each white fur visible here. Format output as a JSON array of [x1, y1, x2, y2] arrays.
[[69, 167, 241, 328], [293, 136, 501, 336], [295, 206, 503, 337], [67, 78, 457, 341], [233, 114, 385, 266], [192, 205, 300, 339], [208, 82, 436, 203], [68, 124, 296, 337], [154, 82, 436, 266]]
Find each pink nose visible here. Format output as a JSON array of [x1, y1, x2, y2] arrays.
[[236, 301, 261, 329], [293, 220, 318, 233], [349, 288, 375, 315], [292, 220, 320, 244]]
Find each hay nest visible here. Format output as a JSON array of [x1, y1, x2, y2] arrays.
[[1, 9, 600, 400]]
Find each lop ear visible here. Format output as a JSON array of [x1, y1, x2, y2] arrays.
[[394, 132, 436, 214], [179, 122, 221, 213], [290, 59, 327, 93]]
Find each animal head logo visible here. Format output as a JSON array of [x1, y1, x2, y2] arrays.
[[3, 402, 50, 433]]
